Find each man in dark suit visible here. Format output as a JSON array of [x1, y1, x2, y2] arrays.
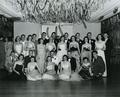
[[87, 32, 95, 51], [24, 50, 34, 68], [91, 51, 105, 78], [103, 33, 112, 77]]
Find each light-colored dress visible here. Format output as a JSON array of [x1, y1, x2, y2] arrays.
[[46, 42, 56, 57], [14, 42, 23, 56], [20, 41, 28, 57], [59, 61, 71, 81], [27, 62, 42, 81], [26, 41, 35, 56], [95, 41, 107, 77], [5, 42, 13, 69], [42, 62, 56, 80], [36, 44, 46, 74], [56, 43, 67, 64], [5, 42, 13, 57]]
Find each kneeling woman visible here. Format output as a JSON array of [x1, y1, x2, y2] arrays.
[[26, 56, 42, 81], [59, 55, 71, 81], [10, 54, 26, 80], [42, 56, 56, 80]]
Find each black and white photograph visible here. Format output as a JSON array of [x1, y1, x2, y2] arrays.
[[0, 0, 120, 97]]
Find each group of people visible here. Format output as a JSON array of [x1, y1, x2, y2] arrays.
[[0, 25, 112, 81]]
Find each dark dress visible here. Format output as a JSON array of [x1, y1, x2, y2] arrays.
[[91, 56, 105, 77], [10, 65, 26, 80], [79, 63, 91, 79]]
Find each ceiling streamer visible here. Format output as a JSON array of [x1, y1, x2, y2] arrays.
[[5, 0, 110, 28]]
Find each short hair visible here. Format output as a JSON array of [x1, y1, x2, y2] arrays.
[[83, 57, 89, 61], [64, 32, 68, 35], [38, 38, 43, 44], [18, 54, 24, 60], [21, 34, 25, 37], [75, 32, 80, 36], [32, 34, 37, 36], [92, 50, 98, 54], [27, 35, 32, 41], [96, 34, 103, 41], [30, 56, 36, 62], [15, 36, 20, 42], [62, 55, 69, 61], [46, 56, 52, 62], [70, 35, 76, 41], [83, 36, 89, 43], [60, 35, 65, 41], [87, 32, 92, 35]]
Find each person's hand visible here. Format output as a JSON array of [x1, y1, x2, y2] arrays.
[[16, 71, 20, 75]]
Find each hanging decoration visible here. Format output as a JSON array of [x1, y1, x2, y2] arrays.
[[6, 0, 110, 28]]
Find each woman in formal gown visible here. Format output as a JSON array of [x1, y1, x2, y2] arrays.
[[26, 35, 35, 56], [5, 37, 13, 69], [9, 54, 26, 80], [56, 36, 67, 64], [36, 38, 46, 74], [14, 36, 23, 56], [95, 34, 107, 77], [26, 56, 42, 81], [20, 34, 27, 57], [81, 37, 92, 63], [69, 36, 80, 71], [42, 56, 56, 80], [46, 37, 56, 57], [59, 55, 71, 81]]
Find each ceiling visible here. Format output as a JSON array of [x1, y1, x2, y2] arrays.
[[0, 0, 22, 18], [0, 0, 120, 22]]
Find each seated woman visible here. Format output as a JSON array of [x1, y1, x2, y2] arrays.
[[79, 57, 91, 79], [58, 55, 71, 81], [26, 56, 42, 81], [9, 54, 26, 80], [42, 56, 56, 80]]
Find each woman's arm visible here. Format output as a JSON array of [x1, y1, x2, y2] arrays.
[[13, 63, 20, 75], [36, 63, 41, 73], [77, 43, 81, 55], [58, 24, 64, 36], [69, 43, 71, 50], [102, 43, 106, 51], [46, 27, 50, 38]]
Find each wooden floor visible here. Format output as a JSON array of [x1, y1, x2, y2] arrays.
[[0, 72, 120, 97]]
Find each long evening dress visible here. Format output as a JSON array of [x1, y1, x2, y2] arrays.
[[42, 62, 56, 80], [56, 42, 67, 64], [36, 44, 46, 74], [59, 61, 71, 81], [27, 62, 42, 81], [10, 61, 26, 80]]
